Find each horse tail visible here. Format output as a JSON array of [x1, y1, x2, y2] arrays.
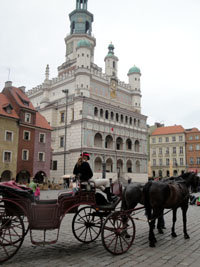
[[143, 181, 153, 220]]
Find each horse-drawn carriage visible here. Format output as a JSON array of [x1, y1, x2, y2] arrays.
[[0, 180, 136, 263]]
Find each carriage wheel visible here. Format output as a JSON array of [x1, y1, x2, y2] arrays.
[[101, 211, 135, 255], [0, 205, 25, 263], [72, 206, 102, 243]]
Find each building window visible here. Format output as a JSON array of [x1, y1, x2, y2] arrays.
[[180, 146, 183, 154], [60, 112, 65, 123], [120, 114, 124, 123], [52, 160, 57, 170], [25, 113, 31, 123], [39, 133, 46, 143], [172, 136, 176, 142], [190, 157, 194, 164], [166, 158, 169, 166], [152, 149, 156, 155], [189, 145, 193, 151], [38, 152, 45, 162], [125, 116, 128, 124], [173, 147, 176, 154], [105, 110, 109, 119], [129, 117, 132, 125], [196, 144, 200, 151], [159, 148, 162, 155], [152, 138, 156, 144], [60, 136, 64, 147], [195, 135, 200, 140], [159, 137, 162, 143], [22, 149, 29, 161], [24, 131, 30, 141], [111, 112, 114, 120], [173, 158, 177, 166], [5, 131, 13, 141], [113, 61, 115, 69], [153, 159, 156, 166], [116, 113, 119, 122], [100, 109, 103, 118], [180, 158, 184, 166], [3, 151, 12, 163], [179, 135, 183, 141], [94, 107, 98, 116], [165, 137, 169, 142], [159, 159, 162, 166], [166, 147, 169, 154], [189, 136, 193, 140], [197, 157, 200, 165]]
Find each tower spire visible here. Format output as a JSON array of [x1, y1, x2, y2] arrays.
[[45, 64, 49, 81]]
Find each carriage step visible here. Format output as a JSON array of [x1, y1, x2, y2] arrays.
[[30, 229, 59, 246]]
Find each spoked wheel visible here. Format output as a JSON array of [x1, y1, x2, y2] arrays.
[[0, 205, 25, 263], [72, 206, 102, 243], [101, 211, 135, 255]]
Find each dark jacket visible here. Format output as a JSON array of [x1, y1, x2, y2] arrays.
[[73, 161, 93, 182]]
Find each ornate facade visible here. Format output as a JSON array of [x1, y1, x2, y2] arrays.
[[27, 0, 148, 182]]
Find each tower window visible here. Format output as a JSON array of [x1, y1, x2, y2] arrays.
[[113, 61, 115, 69]]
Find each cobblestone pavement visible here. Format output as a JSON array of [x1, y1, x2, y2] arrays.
[[3, 190, 200, 267]]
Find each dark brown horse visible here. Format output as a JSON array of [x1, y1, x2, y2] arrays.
[[143, 172, 199, 247]]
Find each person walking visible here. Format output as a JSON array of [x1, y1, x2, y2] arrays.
[[35, 184, 40, 201]]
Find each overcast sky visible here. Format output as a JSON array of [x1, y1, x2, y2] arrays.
[[0, 0, 200, 129]]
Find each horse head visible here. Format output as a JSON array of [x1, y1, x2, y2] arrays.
[[181, 172, 199, 192]]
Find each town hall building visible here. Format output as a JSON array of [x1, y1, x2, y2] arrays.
[[27, 0, 148, 183]]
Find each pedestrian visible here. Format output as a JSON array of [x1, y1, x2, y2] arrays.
[[29, 179, 37, 197], [35, 184, 40, 201]]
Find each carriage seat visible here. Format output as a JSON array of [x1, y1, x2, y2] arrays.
[[0, 181, 34, 201], [35, 199, 58, 205]]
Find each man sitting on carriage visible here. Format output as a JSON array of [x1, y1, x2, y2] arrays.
[[73, 152, 116, 203]]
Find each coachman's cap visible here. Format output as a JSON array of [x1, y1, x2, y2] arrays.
[[80, 152, 90, 160]]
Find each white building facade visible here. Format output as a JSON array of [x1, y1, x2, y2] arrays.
[[27, 0, 148, 183]]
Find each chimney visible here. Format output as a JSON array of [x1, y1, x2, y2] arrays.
[[19, 86, 26, 93], [5, 81, 12, 88]]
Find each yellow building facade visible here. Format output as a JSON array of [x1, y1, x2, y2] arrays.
[[0, 116, 19, 181]]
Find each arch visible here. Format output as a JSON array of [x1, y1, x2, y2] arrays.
[[125, 116, 128, 124], [158, 170, 163, 178], [116, 113, 119, 122], [134, 140, 140, 152], [106, 158, 113, 172], [120, 114, 124, 123], [127, 160, 132, 173], [94, 157, 102, 172], [94, 107, 98, 116], [1, 170, 12, 182], [134, 118, 137, 126], [117, 159, 123, 178], [16, 170, 30, 184], [126, 139, 132, 150], [166, 170, 170, 177], [94, 133, 103, 148], [173, 170, 178, 176], [152, 171, 156, 178], [129, 117, 132, 125], [34, 171, 47, 184], [85, 21, 90, 34], [116, 137, 123, 150], [105, 135, 113, 149], [135, 160, 140, 173]]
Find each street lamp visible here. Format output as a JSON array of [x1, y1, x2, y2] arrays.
[[62, 89, 69, 175], [102, 154, 106, 179]]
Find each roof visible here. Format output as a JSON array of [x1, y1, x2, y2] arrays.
[[152, 125, 185, 136], [0, 93, 18, 119], [128, 65, 141, 75], [77, 39, 91, 48], [10, 87, 36, 111], [185, 128, 199, 133], [35, 112, 52, 131]]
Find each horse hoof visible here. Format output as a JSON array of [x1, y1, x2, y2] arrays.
[[171, 233, 177, 238], [149, 242, 155, 247], [158, 229, 164, 234], [184, 234, 190, 239]]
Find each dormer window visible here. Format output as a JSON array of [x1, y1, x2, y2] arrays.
[[3, 104, 13, 114], [25, 113, 31, 123]]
